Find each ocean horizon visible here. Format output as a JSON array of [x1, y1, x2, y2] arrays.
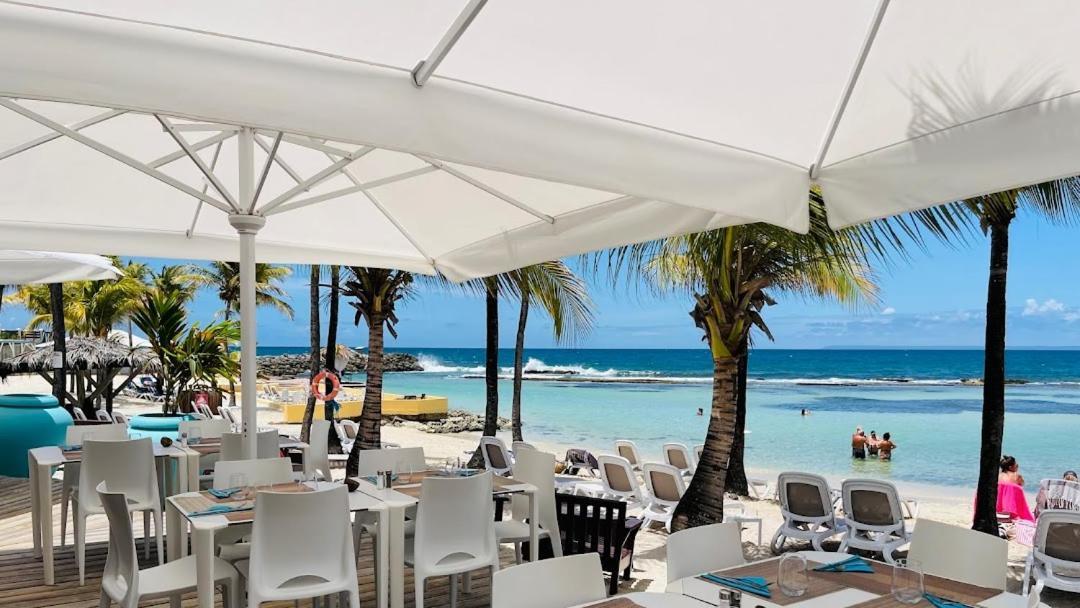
[[258, 347, 1080, 491]]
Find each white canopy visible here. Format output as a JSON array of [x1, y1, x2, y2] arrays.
[[4, 0, 1079, 456], [0, 250, 119, 284]]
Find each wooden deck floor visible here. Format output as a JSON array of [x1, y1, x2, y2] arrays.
[[0, 476, 518, 607]]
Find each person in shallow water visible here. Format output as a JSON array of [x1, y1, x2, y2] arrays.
[[878, 432, 896, 461], [851, 427, 868, 459], [867, 431, 880, 457]]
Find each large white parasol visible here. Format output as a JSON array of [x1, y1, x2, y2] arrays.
[[2, 1, 1079, 457], [0, 250, 119, 284]]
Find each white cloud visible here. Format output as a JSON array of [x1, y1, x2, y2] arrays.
[[881, 307, 896, 315], [1023, 298, 1066, 316]]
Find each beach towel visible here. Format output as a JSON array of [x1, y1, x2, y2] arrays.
[[997, 482, 1035, 522], [1035, 478, 1080, 518]]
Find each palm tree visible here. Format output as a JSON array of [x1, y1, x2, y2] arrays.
[[964, 183, 1080, 534], [322, 266, 342, 452], [613, 198, 878, 530], [509, 262, 593, 442], [341, 267, 413, 476], [189, 261, 294, 320], [131, 289, 187, 411], [301, 265, 321, 443]]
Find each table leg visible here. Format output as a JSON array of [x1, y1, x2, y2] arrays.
[[165, 500, 188, 561], [528, 490, 539, 562], [37, 459, 54, 585], [388, 505, 406, 608], [186, 450, 199, 492], [193, 527, 216, 608], [301, 445, 313, 480], [375, 508, 389, 608], [29, 454, 41, 557]]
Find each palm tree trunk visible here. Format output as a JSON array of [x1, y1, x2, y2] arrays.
[[725, 341, 750, 496], [301, 266, 320, 443], [511, 295, 529, 442], [48, 283, 67, 410], [323, 266, 342, 452], [469, 284, 500, 468], [672, 355, 739, 531], [973, 219, 1010, 535], [347, 309, 385, 476]]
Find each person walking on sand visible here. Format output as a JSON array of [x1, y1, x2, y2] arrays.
[[878, 432, 896, 461], [851, 427, 868, 460]]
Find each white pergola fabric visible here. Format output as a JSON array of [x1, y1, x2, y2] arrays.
[[0, 250, 118, 284], [2, 1, 1079, 282]]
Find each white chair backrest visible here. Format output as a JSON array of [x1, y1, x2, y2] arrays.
[[667, 522, 746, 583], [492, 553, 605, 608], [79, 438, 158, 512], [643, 462, 686, 506], [1035, 479, 1080, 517], [511, 441, 536, 454], [95, 409, 113, 422], [248, 485, 357, 595], [598, 455, 645, 503], [662, 443, 694, 473], [111, 411, 128, 425], [219, 406, 239, 425], [1033, 510, 1080, 571], [71, 408, 88, 421], [221, 430, 279, 460], [693, 444, 704, 463], [614, 440, 641, 467], [66, 423, 128, 446], [510, 449, 563, 557], [907, 518, 1006, 590], [197, 403, 215, 419], [336, 420, 358, 444], [842, 478, 905, 533], [480, 436, 513, 475], [777, 472, 835, 526], [414, 471, 497, 569], [307, 419, 333, 481], [353, 446, 426, 477], [212, 458, 293, 489], [97, 482, 141, 605], [179, 419, 232, 440], [187, 412, 207, 420]]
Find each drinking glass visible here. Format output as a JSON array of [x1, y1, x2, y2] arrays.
[[891, 559, 924, 605], [778, 553, 809, 597], [178, 430, 188, 447], [188, 427, 202, 446], [228, 473, 248, 498]]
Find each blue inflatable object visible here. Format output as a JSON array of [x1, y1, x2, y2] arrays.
[[127, 413, 195, 443], [0, 393, 71, 478]]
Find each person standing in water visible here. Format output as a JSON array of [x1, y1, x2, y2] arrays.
[[851, 427, 868, 459], [867, 431, 880, 457], [878, 432, 897, 461]]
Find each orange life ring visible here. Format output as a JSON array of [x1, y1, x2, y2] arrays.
[[311, 370, 341, 401]]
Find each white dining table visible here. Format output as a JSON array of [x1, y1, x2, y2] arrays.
[[165, 480, 386, 608], [672, 551, 1039, 608], [27, 442, 190, 585], [571, 592, 712, 607], [350, 471, 540, 608]]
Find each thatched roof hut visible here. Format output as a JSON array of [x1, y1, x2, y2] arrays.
[[0, 337, 160, 375]]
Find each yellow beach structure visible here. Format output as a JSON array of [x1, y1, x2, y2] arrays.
[[236, 380, 448, 423]]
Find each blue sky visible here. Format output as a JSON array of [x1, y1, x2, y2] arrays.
[[2, 208, 1076, 349]]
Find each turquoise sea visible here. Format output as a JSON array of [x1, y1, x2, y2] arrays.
[[260, 347, 1080, 490]]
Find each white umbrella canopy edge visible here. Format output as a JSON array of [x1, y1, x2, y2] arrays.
[[0, 250, 119, 284]]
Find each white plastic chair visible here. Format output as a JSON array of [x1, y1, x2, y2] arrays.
[[335, 419, 358, 453], [219, 406, 240, 428], [839, 478, 909, 564], [195, 403, 215, 419], [95, 409, 113, 422], [407, 471, 499, 608], [491, 554, 605, 608], [111, 411, 129, 425], [511, 441, 535, 455], [97, 482, 240, 608], [666, 522, 746, 589], [59, 423, 129, 548], [180, 418, 232, 439], [73, 438, 164, 585], [71, 408, 88, 421], [662, 443, 695, 477], [221, 430, 279, 460], [352, 446, 426, 477], [614, 440, 643, 471], [211, 458, 294, 563], [597, 455, 649, 512], [770, 472, 845, 554], [693, 444, 704, 464], [1025, 510, 1080, 595], [479, 436, 514, 476], [242, 485, 361, 607], [305, 419, 334, 482], [908, 518, 1006, 590], [641, 462, 686, 531], [497, 448, 563, 563]]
